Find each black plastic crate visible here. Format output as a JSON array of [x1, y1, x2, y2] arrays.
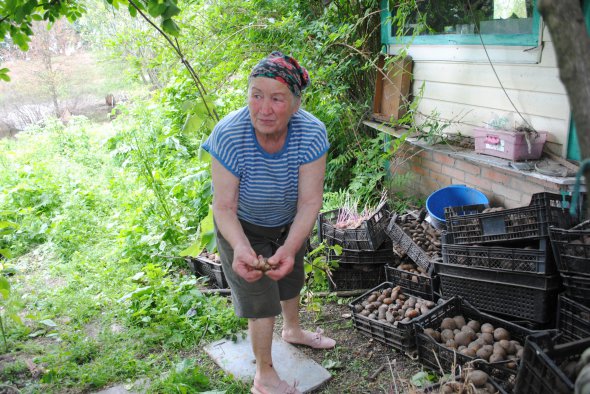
[[444, 192, 575, 245], [318, 201, 389, 250], [348, 282, 436, 353], [561, 272, 590, 304], [549, 221, 590, 276], [441, 238, 556, 274], [414, 296, 536, 392], [328, 262, 386, 291], [514, 334, 590, 394], [326, 240, 393, 265], [385, 264, 437, 301], [557, 294, 590, 342], [437, 272, 560, 323], [384, 215, 437, 272], [186, 255, 228, 289], [435, 261, 560, 289]]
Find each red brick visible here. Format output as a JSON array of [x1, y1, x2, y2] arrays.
[[431, 172, 451, 185], [503, 197, 523, 209], [465, 173, 492, 191], [423, 160, 442, 174], [454, 160, 481, 176], [482, 168, 510, 185], [432, 151, 455, 166], [441, 165, 465, 182], [510, 177, 549, 195], [491, 183, 523, 204], [420, 149, 433, 161], [412, 166, 430, 176]]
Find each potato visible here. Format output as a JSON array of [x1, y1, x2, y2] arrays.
[[461, 325, 476, 340], [467, 319, 481, 332], [382, 297, 393, 305], [453, 315, 467, 329], [476, 345, 493, 361], [353, 304, 364, 313], [481, 332, 494, 345], [405, 309, 419, 319], [466, 369, 489, 387], [441, 329, 455, 342], [454, 332, 472, 347], [499, 339, 516, 355], [445, 338, 457, 349], [424, 328, 441, 342], [493, 342, 507, 358], [493, 327, 510, 341], [468, 340, 483, 352], [367, 294, 377, 303], [441, 317, 457, 330], [489, 353, 505, 363], [460, 347, 477, 357], [481, 323, 494, 334]]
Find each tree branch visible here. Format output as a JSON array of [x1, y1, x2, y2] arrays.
[[127, 0, 218, 122]]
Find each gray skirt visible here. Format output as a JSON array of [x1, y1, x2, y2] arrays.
[[215, 219, 307, 318]]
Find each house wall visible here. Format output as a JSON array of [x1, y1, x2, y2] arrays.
[[387, 26, 571, 157]]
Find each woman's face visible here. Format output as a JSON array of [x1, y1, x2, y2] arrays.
[[248, 77, 300, 136]]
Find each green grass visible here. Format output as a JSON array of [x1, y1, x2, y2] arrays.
[[0, 116, 248, 393]]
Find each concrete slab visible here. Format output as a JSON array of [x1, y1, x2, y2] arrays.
[[204, 331, 331, 393]]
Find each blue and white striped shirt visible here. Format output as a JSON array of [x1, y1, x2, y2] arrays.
[[202, 106, 329, 227]]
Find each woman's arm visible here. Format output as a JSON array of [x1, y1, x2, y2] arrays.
[[266, 153, 326, 280], [211, 157, 262, 282]]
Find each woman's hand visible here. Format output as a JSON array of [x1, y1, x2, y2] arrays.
[[232, 244, 263, 282], [265, 245, 295, 281]]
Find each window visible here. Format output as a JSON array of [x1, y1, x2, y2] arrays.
[[381, 0, 542, 62]]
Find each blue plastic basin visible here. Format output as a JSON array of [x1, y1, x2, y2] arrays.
[[426, 185, 489, 228]]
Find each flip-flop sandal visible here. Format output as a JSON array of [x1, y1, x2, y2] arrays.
[[251, 379, 301, 394], [283, 328, 336, 349]]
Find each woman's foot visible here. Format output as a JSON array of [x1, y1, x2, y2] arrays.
[[281, 327, 336, 349], [252, 378, 301, 394]]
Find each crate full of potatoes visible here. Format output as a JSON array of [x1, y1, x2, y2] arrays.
[[186, 249, 228, 289], [414, 296, 535, 392], [348, 282, 437, 354]]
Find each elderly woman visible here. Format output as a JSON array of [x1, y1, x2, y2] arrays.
[[202, 51, 335, 394]]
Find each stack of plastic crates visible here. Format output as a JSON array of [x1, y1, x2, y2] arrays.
[[383, 214, 439, 301], [318, 201, 391, 291], [549, 220, 590, 306], [437, 192, 575, 327]]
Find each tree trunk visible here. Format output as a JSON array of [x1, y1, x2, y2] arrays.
[[538, 0, 590, 216], [538, 0, 590, 159]]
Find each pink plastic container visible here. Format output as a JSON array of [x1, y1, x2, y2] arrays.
[[474, 127, 547, 161]]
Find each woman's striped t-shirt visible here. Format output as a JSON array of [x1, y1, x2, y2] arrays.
[[202, 106, 329, 227]]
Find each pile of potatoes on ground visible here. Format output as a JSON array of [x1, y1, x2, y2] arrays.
[[423, 315, 523, 369], [352, 285, 436, 325], [437, 368, 498, 394]]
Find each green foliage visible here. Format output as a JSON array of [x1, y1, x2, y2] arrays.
[[148, 358, 210, 394], [118, 263, 245, 346]]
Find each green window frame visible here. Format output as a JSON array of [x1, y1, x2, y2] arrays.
[[380, 0, 541, 47]]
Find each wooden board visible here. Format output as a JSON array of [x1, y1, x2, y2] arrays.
[[372, 55, 413, 123]]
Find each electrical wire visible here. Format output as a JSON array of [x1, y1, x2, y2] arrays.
[[466, 0, 537, 133]]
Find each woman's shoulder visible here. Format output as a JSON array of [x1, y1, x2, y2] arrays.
[[291, 109, 325, 130], [215, 106, 251, 132]]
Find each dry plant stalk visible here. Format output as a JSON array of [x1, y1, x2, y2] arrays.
[[334, 192, 387, 229]]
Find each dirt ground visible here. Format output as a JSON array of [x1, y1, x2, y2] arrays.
[[191, 292, 430, 394]]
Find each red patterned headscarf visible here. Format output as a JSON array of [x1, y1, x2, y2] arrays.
[[249, 51, 310, 97]]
